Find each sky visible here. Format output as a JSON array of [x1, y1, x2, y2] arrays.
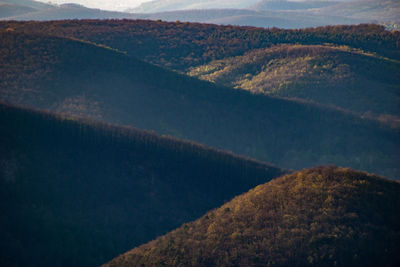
[[36, 0, 154, 11]]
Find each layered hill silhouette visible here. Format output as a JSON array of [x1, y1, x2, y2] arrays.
[[0, 32, 399, 178], [188, 44, 400, 121], [106, 167, 400, 267], [130, 0, 260, 13], [1, 0, 398, 28], [252, 0, 340, 11], [0, 103, 284, 266], [0, 6, 362, 29], [1, 31, 399, 178], [1, 21, 399, 71], [129, 0, 399, 25], [130, 0, 398, 28], [0, 0, 55, 19], [314, 0, 400, 22], [0, 3, 142, 21], [0, 0, 53, 10], [132, 9, 329, 30], [0, 2, 36, 19]]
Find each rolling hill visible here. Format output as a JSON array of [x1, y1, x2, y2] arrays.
[[0, 31, 399, 178], [1, 21, 399, 71], [0, 102, 284, 266], [105, 166, 400, 267], [188, 44, 400, 121]]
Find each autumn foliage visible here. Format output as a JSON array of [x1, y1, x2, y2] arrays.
[[1, 20, 399, 70], [106, 167, 400, 267]]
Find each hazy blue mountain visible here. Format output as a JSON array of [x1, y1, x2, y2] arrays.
[[0, 0, 53, 9], [129, 0, 260, 13], [1, 3, 141, 20], [0, 0, 55, 19], [130, 0, 399, 28], [3, 0, 396, 28], [130, 8, 359, 28], [252, 0, 340, 11], [0, 2, 37, 18], [314, 0, 400, 21]]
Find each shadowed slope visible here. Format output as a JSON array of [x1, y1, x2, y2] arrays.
[[0, 103, 284, 266], [0, 31, 399, 178], [106, 167, 400, 267]]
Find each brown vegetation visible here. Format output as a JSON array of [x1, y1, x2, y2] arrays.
[[188, 44, 400, 120], [0, 21, 399, 70], [106, 167, 400, 267], [1, 31, 399, 178]]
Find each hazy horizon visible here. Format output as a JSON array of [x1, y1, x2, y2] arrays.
[[34, 0, 347, 12], [35, 0, 154, 11]]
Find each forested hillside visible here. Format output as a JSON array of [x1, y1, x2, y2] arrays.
[[1, 20, 399, 70], [1, 32, 399, 178], [0, 103, 283, 266], [106, 167, 400, 267], [0, 12, 399, 267], [189, 44, 400, 121]]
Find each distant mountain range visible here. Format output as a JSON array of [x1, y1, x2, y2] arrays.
[[252, 0, 341, 11], [105, 166, 400, 266], [1, 0, 398, 29], [129, 0, 352, 13], [0, 1, 141, 20], [1, 0, 53, 9], [129, 0, 261, 13]]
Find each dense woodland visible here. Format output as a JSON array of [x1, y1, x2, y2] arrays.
[[106, 167, 400, 267], [0, 21, 399, 70], [0, 17, 399, 267], [188, 44, 400, 122], [0, 102, 284, 266], [1, 31, 399, 178]]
